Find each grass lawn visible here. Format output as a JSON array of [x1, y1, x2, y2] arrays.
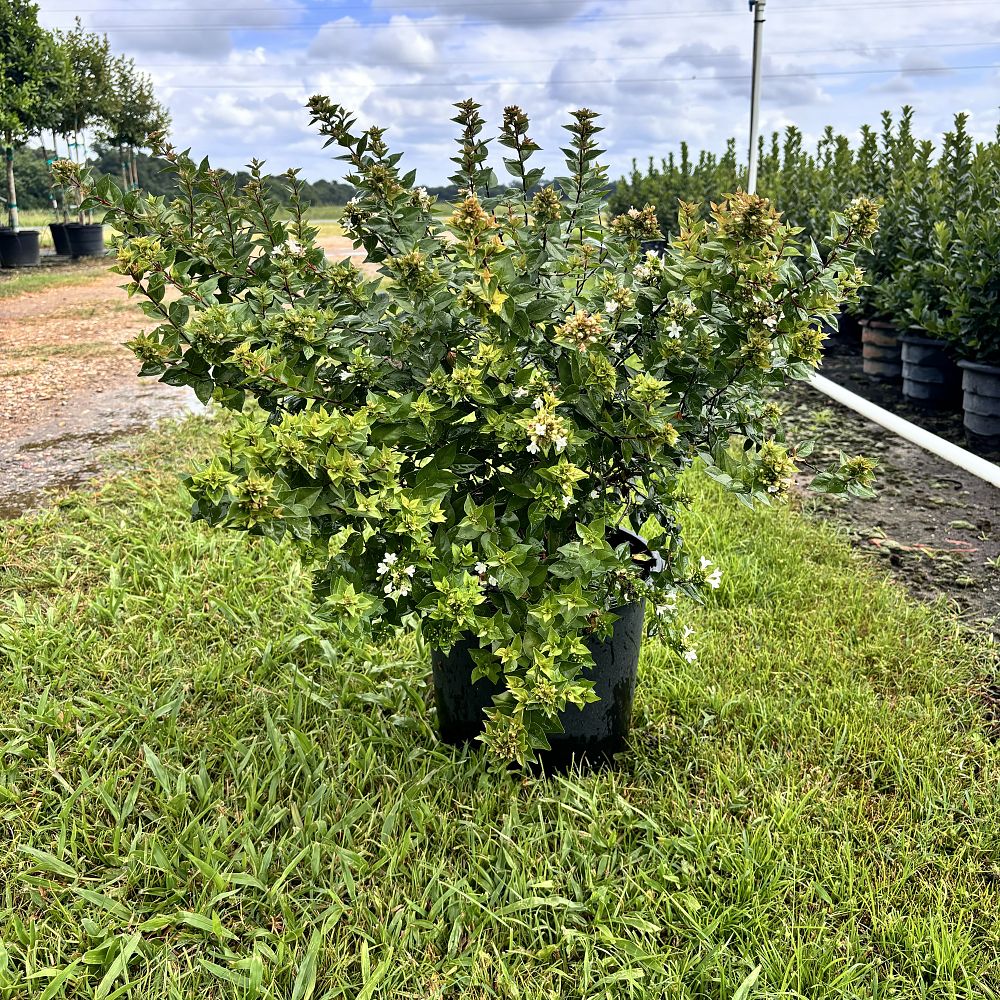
[[1, 415, 998, 998], [0, 264, 109, 300]]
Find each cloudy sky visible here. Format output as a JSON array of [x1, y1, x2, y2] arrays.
[[36, 0, 1000, 186]]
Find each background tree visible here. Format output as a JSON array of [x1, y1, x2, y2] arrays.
[[0, 0, 56, 230], [98, 56, 171, 193]]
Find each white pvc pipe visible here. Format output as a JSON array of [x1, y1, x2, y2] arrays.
[[810, 373, 1000, 489]]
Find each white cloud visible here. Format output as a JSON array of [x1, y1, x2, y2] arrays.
[[34, 0, 1000, 185]]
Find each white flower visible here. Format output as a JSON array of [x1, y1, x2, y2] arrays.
[[635, 265, 652, 282], [553, 435, 568, 452], [532, 397, 544, 410], [532, 422, 547, 436], [682, 625, 694, 639], [488, 575, 498, 587], [398, 584, 411, 597], [683, 648, 698, 663], [605, 300, 619, 315], [384, 552, 398, 565], [475, 561, 488, 575], [589, 489, 599, 499], [339, 370, 351, 381], [512, 386, 528, 399], [611, 341, 622, 352], [655, 604, 670, 617], [384, 583, 393, 595], [699, 556, 713, 571], [707, 568, 722, 589], [666, 322, 682, 339], [763, 314, 778, 330], [561, 495, 572, 508], [526, 441, 539, 455], [404, 565, 416, 577]]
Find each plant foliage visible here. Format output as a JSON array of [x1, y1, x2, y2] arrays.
[[64, 100, 878, 765]]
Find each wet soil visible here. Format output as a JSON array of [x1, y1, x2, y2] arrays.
[[785, 340, 999, 637], [0, 379, 196, 518]]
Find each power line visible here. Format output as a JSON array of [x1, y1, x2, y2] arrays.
[[43, 0, 1000, 31], [152, 62, 1000, 88], [40, 0, 1000, 11], [121, 41, 1000, 71]]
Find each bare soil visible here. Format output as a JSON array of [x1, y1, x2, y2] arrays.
[[785, 343, 999, 637]]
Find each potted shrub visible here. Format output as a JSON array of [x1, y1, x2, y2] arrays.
[[850, 110, 922, 381], [944, 184, 1000, 456], [67, 100, 879, 767]]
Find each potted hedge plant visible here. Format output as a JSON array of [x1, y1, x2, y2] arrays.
[[64, 99, 879, 767], [895, 115, 981, 409], [854, 109, 918, 381], [942, 163, 1000, 456]]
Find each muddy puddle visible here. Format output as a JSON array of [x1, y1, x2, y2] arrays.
[[0, 379, 199, 518]]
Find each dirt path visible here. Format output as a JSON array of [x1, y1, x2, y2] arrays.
[[0, 236, 375, 516]]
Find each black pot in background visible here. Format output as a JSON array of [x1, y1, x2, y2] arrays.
[[0, 228, 41, 268], [900, 332, 961, 410], [861, 319, 902, 381], [431, 526, 661, 767], [639, 239, 670, 256], [65, 222, 105, 258], [49, 222, 72, 256], [958, 360, 1000, 458]]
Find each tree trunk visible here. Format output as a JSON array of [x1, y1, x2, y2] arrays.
[[120, 144, 128, 189], [4, 135, 18, 231], [130, 148, 139, 191]]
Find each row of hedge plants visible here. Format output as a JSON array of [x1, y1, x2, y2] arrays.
[[612, 107, 1000, 455]]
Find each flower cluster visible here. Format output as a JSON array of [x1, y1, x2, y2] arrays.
[[524, 397, 570, 455], [554, 310, 605, 352], [377, 551, 417, 599], [611, 204, 662, 241]]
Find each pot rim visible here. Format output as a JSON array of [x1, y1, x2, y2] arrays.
[[900, 331, 951, 348], [0, 228, 40, 236], [957, 359, 1000, 375], [862, 318, 897, 332]]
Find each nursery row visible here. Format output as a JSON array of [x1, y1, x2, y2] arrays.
[[1, 0, 169, 266], [616, 107, 1000, 454]]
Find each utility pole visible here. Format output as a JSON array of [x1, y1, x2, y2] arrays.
[[747, 0, 767, 194]]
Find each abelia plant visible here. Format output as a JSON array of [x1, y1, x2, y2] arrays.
[[63, 99, 878, 765]]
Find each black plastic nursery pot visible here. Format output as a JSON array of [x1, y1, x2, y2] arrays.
[[835, 307, 862, 347], [0, 228, 41, 268], [432, 601, 645, 768], [49, 222, 72, 256], [900, 332, 961, 410], [958, 360, 1000, 457], [431, 528, 660, 768], [861, 319, 901, 381], [65, 223, 105, 258]]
